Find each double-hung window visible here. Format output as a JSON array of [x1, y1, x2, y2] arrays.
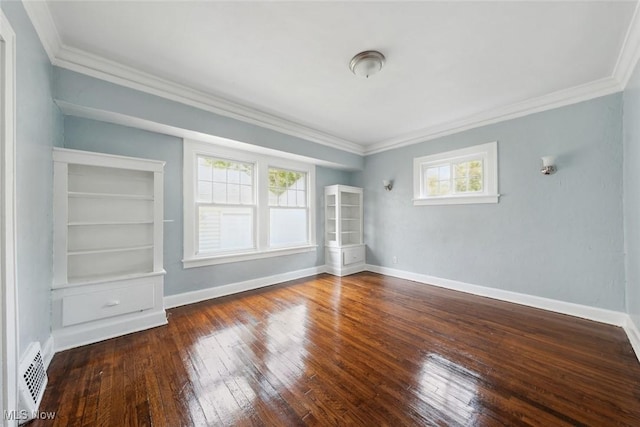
[[268, 168, 309, 247], [184, 140, 316, 267], [413, 141, 499, 205], [196, 156, 255, 253]]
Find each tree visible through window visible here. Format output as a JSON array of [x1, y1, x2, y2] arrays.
[[454, 160, 483, 193], [425, 159, 483, 196], [184, 140, 316, 267], [413, 141, 498, 206]]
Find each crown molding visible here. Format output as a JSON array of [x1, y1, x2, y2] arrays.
[[20, 0, 62, 63], [613, 0, 640, 90], [21, 0, 636, 158], [364, 77, 623, 155], [53, 44, 364, 155]]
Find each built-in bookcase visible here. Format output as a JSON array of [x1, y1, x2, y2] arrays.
[[325, 186, 363, 247], [52, 148, 167, 351], [325, 185, 365, 276]]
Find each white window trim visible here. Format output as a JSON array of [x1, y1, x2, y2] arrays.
[[183, 139, 316, 268], [413, 141, 499, 206]]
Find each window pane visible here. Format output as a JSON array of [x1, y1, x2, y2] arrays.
[[199, 157, 254, 205], [454, 163, 468, 179], [296, 190, 306, 207], [453, 159, 483, 194], [269, 168, 306, 207], [213, 164, 227, 182], [455, 178, 467, 192], [469, 160, 483, 192], [227, 184, 240, 204], [439, 180, 451, 194], [268, 190, 278, 206], [270, 208, 307, 247], [241, 170, 252, 185], [197, 181, 212, 203], [426, 166, 440, 196], [240, 185, 252, 205], [198, 206, 253, 253], [439, 165, 450, 181], [469, 175, 483, 192], [212, 183, 227, 204], [197, 157, 212, 181], [426, 164, 452, 196], [426, 167, 439, 179], [227, 168, 240, 184]]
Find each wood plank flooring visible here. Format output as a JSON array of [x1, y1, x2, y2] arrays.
[[34, 272, 640, 426]]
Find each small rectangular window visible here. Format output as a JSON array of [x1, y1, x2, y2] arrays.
[[414, 141, 498, 206]]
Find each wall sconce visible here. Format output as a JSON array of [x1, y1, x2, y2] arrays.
[[383, 180, 393, 191], [540, 156, 557, 175]]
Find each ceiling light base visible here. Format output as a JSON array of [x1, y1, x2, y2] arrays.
[[349, 51, 386, 78]]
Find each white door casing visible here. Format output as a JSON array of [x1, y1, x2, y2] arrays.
[[0, 9, 19, 427]]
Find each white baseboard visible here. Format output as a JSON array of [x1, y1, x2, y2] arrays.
[[164, 266, 326, 309], [365, 265, 628, 326], [624, 316, 640, 362], [53, 310, 167, 352], [325, 263, 366, 277], [41, 335, 55, 370]]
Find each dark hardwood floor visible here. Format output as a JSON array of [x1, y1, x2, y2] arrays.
[[34, 272, 640, 426]]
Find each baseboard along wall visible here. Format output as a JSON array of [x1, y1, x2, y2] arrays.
[[164, 266, 327, 309], [364, 265, 628, 326]]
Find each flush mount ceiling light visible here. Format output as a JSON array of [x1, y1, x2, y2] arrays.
[[349, 50, 385, 78]]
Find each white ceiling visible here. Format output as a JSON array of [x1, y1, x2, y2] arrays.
[[37, 1, 639, 152]]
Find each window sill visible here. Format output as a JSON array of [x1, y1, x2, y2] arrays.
[[183, 245, 318, 268], [413, 194, 500, 206]]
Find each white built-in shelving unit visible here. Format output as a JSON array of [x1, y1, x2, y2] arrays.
[[52, 148, 167, 351], [325, 185, 365, 276]]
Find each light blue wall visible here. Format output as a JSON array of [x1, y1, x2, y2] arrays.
[[1, 1, 63, 355], [53, 67, 363, 171], [63, 116, 353, 296], [354, 94, 625, 310], [624, 62, 640, 329]]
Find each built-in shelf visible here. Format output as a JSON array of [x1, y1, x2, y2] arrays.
[[326, 185, 362, 247], [68, 220, 154, 226], [53, 148, 167, 350], [65, 270, 163, 287], [68, 244, 154, 256], [325, 184, 365, 276]]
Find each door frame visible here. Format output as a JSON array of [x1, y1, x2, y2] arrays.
[[0, 9, 19, 427]]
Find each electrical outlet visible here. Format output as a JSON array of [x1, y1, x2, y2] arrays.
[[392, 256, 398, 264]]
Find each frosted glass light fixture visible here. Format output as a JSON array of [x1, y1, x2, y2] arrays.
[[350, 51, 386, 78], [540, 156, 556, 175]]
